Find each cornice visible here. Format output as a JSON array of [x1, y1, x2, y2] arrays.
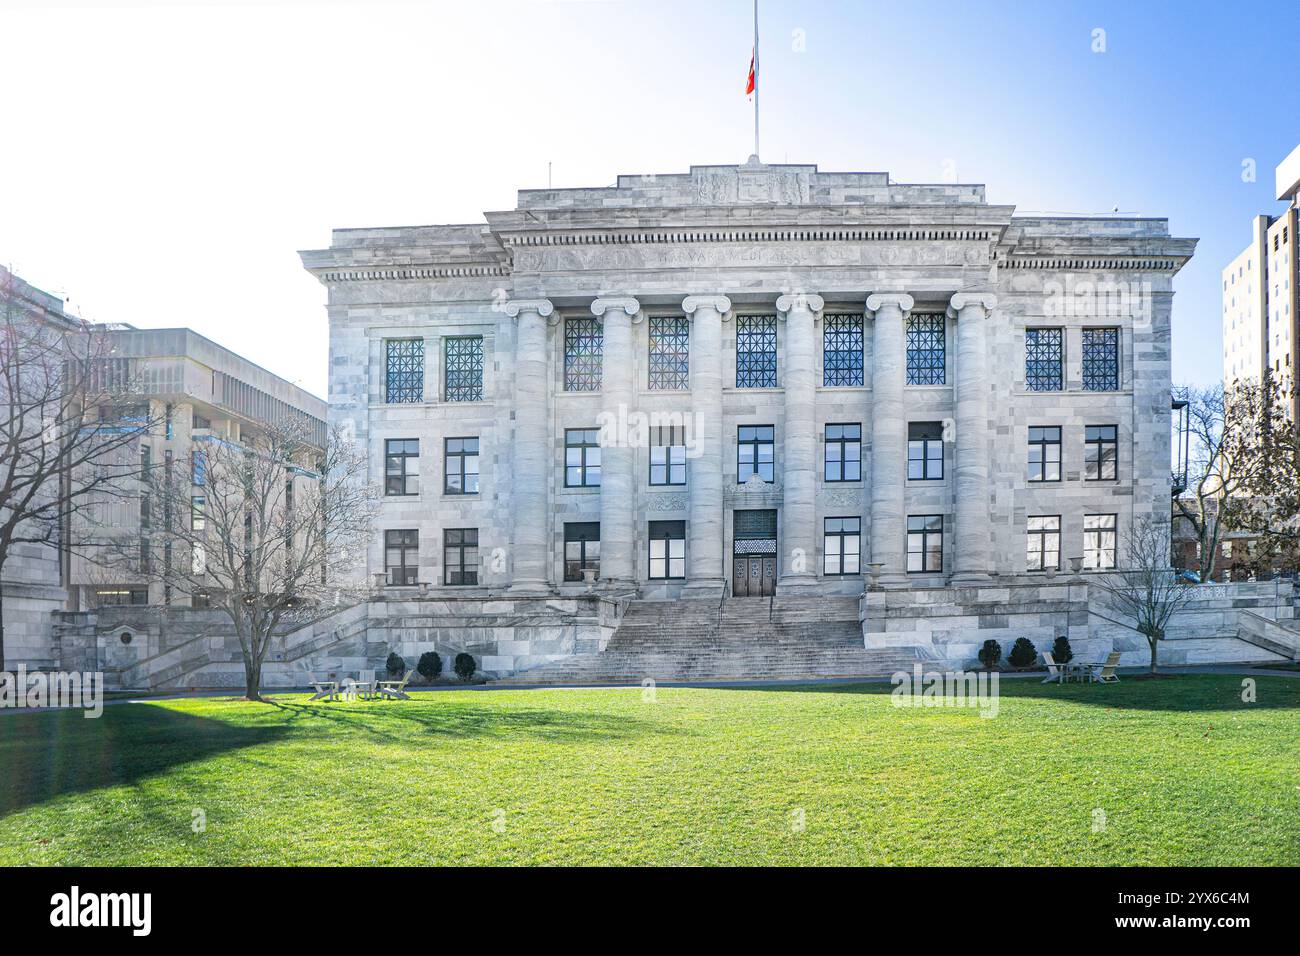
[[497, 225, 1005, 249], [311, 263, 510, 283]]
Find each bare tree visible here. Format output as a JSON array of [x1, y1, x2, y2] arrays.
[[0, 269, 156, 673], [100, 418, 377, 700], [1094, 515, 1199, 675], [1174, 377, 1300, 581]]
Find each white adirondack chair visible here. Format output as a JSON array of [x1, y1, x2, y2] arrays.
[[377, 670, 414, 700], [1042, 651, 1064, 684]]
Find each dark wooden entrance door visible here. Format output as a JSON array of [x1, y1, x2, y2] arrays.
[[732, 554, 776, 597]]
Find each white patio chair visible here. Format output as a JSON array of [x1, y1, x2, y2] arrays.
[[306, 671, 339, 701], [1042, 651, 1064, 684], [377, 670, 414, 700], [1088, 651, 1122, 684]]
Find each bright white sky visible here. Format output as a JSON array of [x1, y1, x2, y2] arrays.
[[3, 0, 1298, 397]]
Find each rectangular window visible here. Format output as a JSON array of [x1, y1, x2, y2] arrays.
[[822, 314, 864, 386], [648, 520, 686, 580], [385, 439, 420, 496], [1084, 425, 1118, 480], [565, 429, 602, 487], [444, 336, 484, 402], [1025, 328, 1063, 392], [191, 495, 205, 532], [1083, 514, 1118, 570], [906, 313, 946, 385], [563, 522, 601, 582], [443, 528, 479, 586], [824, 423, 862, 482], [648, 315, 690, 390], [1027, 516, 1061, 572], [649, 425, 686, 486], [907, 422, 944, 480], [564, 317, 603, 392], [1028, 426, 1062, 482], [385, 338, 425, 404], [443, 437, 480, 495], [736, 314, 778, 388], [737, 425, 775, 483], [385, 529, 419, 585], [191, 448, 206, 487], [1081, 327, 1120, 391], [823, 517, 861, 576], [94, 588, 148, 607], [140, 493, 152, 530], [906, 515, 943, 573]]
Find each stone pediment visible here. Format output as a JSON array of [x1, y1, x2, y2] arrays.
[[692, 163, 811, 205]]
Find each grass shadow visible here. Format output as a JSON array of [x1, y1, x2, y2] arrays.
[[261, 697, 694, 743], [0, 703, 289, 819]]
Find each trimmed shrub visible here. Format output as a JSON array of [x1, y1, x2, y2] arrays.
[[1052, 635, 1074, 665], [386, 651, 405, 676], [977, 639, 1002, 669], [1008, 637, 1037, 668], [417, 651, 443, 682], [454, 652, 476, 682]]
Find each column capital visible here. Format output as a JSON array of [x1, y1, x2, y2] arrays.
[[775, 293, 824, 315], [591, 296, 640, 318], [865, 292, 915, 314], [682, 294, 732, 316], [504, 298, 554, 319], [947, 292, 998, 319]]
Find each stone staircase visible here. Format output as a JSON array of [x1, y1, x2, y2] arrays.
[[503, 594, 931, 684]]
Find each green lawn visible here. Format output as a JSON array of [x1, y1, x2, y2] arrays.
[[1, 675, 1298, 865]]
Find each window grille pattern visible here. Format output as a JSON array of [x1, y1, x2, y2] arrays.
[[1082, 328, 1119, 391], [648, 316, 689, 390], [385, 339, 424, 404], [1025, 328, 1063, 392], [565, 318, 603, 392], [444, 336, 483, 402], [905, 314, 946, 385], [823, 314, 864, 386], [736, 315, 777, 388]]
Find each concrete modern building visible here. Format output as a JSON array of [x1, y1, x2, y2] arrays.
[[0, 266, 327, 670], [1222, 144, 1300, 415], [303, 160, 1191, 601], [67, 327, 328, 613]]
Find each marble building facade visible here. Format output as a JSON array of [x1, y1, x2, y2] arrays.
[[302, 161, 1196, 612]]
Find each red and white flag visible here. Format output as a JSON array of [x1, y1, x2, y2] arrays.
[[745, 50, 755, 97]]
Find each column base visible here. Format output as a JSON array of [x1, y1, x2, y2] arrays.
[[776, 574, 820, 594], [680, 579, 726, 600], [875, 572, 910, 590], [949, 572, 993, 587], [507, 580, 553, 596]]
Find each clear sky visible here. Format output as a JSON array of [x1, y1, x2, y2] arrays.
[[2, 0, 1298, 398]]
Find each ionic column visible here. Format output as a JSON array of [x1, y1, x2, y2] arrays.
[[680, 294, 730, 599], [592, 296, 640, 588], [776, 292, 824, 591], [949, 292, 996, 585], [504, 299, 554, 594], [866, 293, 914, 587]]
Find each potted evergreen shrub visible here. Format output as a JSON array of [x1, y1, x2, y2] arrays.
[[1008, 637, 1037, 669], [977, 639, 1002, 670], [417, 651, 443, 683]]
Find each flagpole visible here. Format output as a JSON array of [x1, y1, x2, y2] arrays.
[[753, 0, 760, 161]]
